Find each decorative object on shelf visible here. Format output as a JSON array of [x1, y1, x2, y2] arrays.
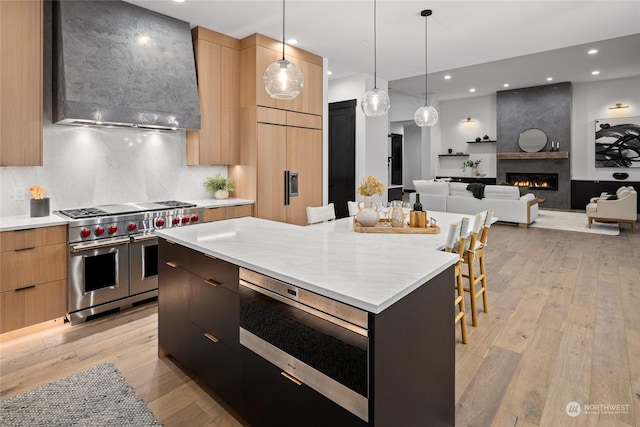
[[595, 117, 640, 168], [356, 175, 385, 226], [550, 140, 560, 152], [518, 128, 548, 153], [475, 137, 481, 142], [263, 0, 303, 99], [414, 9, 438, 127], [462, 159, 482, 176], [456, 151, 464, 155], [361, 0, 390, 117], [448, 148, 453, 154], [609, 103, 629, 110], [205, 173, 235, 199], [483, 135, 490, 140], [29, 185, 49, 217], [613, 172, 629, 180]]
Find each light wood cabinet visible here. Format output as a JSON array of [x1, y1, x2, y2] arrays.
[[0, 225, 67, 333], [203, 204, 253, 223], [0, 0, 43, 166], [187, 27, 240, 166]]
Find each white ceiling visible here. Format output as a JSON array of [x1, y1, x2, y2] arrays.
[[127, 0, 640, 101]]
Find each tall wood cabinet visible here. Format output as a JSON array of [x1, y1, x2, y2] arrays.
[[187, 27, 240, 166], [0, 225, 67, 333], [231, 35, 324, 225], [0, 0, 43, 166]]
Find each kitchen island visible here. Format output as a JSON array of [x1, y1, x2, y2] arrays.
[[156, 216, 459, 426]]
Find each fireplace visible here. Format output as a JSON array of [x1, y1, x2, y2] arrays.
[[506, 172, 558, 191]]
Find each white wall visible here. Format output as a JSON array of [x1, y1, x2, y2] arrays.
[[0, 125, 225, 217], [572, 75, 640, 181], [328, 73, 389, 204]]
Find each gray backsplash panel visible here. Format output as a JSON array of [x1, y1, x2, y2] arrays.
[[497, 83, 572, 209]]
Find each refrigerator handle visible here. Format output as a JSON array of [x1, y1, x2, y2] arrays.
[[284, 170, 290, 206]]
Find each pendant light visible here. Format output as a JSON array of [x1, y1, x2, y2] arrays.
[[361, 0, 390, 117], [414, 9, 438, 127], [263, 0, 303, 99]]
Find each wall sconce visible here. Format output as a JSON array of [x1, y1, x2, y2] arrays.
[[609, 103, 629, 109], [461, 117, 475, 123]]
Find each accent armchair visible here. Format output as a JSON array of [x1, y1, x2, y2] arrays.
[[586, 186, 637, 232]]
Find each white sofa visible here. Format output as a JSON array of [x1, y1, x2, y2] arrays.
[[410, 179, 539, 227]]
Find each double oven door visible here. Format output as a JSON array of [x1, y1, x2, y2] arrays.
[[129, 235, 158, 295]]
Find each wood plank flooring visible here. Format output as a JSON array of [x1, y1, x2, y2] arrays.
[[1, 222, 639, 426]]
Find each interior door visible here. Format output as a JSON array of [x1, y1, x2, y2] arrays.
[[287, 127, 322, 225], [328, 100, 356, 218], [257, 123, 287, 222]]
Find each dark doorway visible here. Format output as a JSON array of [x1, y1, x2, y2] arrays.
[[329, 100, 356, 218], [390, 133, 403, 185]]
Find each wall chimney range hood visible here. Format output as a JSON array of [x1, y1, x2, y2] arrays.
[[53, 0, 200, 130]]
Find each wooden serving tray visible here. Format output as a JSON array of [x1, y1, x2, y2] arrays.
[[353, 218, 440, 234]]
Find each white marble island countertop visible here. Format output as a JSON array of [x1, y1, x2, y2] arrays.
[[156, 216, 460, 314]]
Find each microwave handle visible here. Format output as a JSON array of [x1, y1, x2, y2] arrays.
[[284, 170, 290, 206]]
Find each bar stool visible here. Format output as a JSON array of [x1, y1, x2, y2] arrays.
[[444, 219, 469, 344], [306, 203, 336, 224], [462, 210, 493, 327]]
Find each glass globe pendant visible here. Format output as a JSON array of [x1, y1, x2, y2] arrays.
[[263, 0, 303, 100], [415, 9, 438, 127], [361, 0, 390, 117], [414, 105, 439, 127]]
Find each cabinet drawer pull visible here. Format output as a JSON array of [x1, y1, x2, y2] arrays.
[[204, 279, 220, 287], [204, 333, 219, 343], [15, 246, 36, 252], [204, 253, 217, 260], [15, 285, 36, 291], [165, 261, 178, 268], [281, 371, 302, 386]]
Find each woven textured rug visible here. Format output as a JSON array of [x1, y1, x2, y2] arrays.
[[0, 362, 162, 426], [529, 209, 620, 236]]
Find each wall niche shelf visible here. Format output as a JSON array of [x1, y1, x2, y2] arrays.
[[439, 154, 469, 157], [497, 151, 568, 160], [467, 140, 496, 143]]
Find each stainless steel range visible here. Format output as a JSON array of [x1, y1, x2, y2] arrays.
[[57, 201, 204, 324]]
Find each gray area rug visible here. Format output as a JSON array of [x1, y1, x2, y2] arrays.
[[0, 362, 162, 426], [529, 209, 620, 235]]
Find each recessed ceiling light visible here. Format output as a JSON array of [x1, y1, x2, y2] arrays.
[[327, 70, 333, 76], [503, 83, 509, 88], [546, 77, 553, 81], [444, 75, 451, 80], [287, 39, 298, 45], [588, 49, 598, 55], [469, 88, 476, 92], [591, 70, 600, 75]]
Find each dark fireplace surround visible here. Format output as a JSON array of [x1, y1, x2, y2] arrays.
[[496, 83, 572, 209], [506, 172, 558, 191]]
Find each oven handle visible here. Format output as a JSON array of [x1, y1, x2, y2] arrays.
[[70, 236, 131, 252], [131, 234, 157, 243], [240, 279, 368, 338]]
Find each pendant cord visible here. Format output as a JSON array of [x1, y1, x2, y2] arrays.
[[424, 12, 428, 106], [281, 0, 286, 61], [373, 0, 377, 89]]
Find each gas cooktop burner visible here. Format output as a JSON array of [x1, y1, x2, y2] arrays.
[[155, 200, 197, 209], [58, 200, 197, 219], [58, 207, 109, 219]]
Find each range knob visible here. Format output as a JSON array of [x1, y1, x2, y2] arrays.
[[95, 226, 105, 236], [108, 225, 118, 234], [172, 217, 180, 225], [181, 216, 190, 224], [190, 214, 199, 222], [127, 223, 137, 231], [80, 228, 91, 238], [156, 218, 165, 227]]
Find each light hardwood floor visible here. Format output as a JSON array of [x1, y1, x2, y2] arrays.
[[1, 222, 639, 426]]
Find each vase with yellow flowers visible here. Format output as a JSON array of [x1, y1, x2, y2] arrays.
[[356, 175, 385, 226]]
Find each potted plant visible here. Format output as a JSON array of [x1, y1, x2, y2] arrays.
[[205, 173, 235, 199], [462, 159, 482, 176]]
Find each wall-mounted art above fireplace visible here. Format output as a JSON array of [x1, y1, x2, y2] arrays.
[[595, 116, 640, 168]]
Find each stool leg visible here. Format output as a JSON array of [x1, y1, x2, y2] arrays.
[[465, 254, 479, 327], [456, 265, 468, 343], [479, 251, 489, 314]]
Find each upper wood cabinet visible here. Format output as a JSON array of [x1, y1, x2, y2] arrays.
[[187, 27, 240, 166], [240, 34, 323, 116], [0, 0, 43, 166]]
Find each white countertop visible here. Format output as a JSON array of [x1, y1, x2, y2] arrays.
[[187, 198, 254, 209], [0, 213, 69, 232], [156, 214, 463, 314]]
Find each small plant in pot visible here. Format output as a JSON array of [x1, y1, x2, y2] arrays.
[[462, 159, 482, 176], [205, 173, 235, 199]]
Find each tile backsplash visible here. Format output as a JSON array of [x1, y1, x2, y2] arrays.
[[0, 124, 225, 217]]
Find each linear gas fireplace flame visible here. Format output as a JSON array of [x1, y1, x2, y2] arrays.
[[506, 172, 559, 191]]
